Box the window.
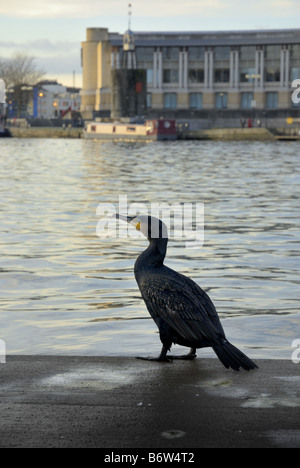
[291,68,300,81]
[190,93,202,109]
[265,68,280,82]
[162,47,179,60]
[265,45,281,82]
[265,45,281,60]
[146,93,152,108]
[164,93,177,109]
[240,68,256,83]
[163,69,179,83]
[240,46,256,61]
[214,46,230,60]
[215,69,230,83]
[239,47,256,83]
[146,69,153,84]
[215,92,228,109]
[241,92,254,109]
[136,47,154,62]
[188,47,205,60]
[291,45,300,84]
[214,47,230,85]
[291,44,300,59]
[266,92,278,109]
[188,69,204,83]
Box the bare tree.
[3,51,45,88]
[0,59,10,85]
[1,51,45,117]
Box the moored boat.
[83,119,177,141]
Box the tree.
[1,51,45,117]
[2,51,45,88]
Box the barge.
[83,119,177,141]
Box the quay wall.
[8,126,299,141]
[180,128,275,141]
[9,127,83,139]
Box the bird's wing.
[139,268,225,345]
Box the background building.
[81,27,300,122]
[36,81,81,119]
[7,85,37,119]
[7,80,81,120]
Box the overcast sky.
[0,0,299,87]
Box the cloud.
[0,39,78,53]
[0,0,120,18]
[38,51,81,74]
[0,39,81,81]
[0,0,299,27]
[0,0,284,19]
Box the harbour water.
[0,138,299,359]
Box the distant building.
[36,81,81,119]
[7,85,36,119]
[7,80,81,120]
[80,27,300,119]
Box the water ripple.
[0,139,299,358]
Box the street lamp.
[53,101,58,118]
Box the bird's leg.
[169,347,197,360]
[136,345,173,362]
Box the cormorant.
[116,214,257,371]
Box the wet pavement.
[0,356,299,448]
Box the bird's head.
[116,214,168,241]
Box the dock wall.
[7,126,299,141]
[180,128,275,141]
[9,127,83,139]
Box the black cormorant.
[116,214,257,371]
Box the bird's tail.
[213,340,258,371]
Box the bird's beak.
[115,214,141,231]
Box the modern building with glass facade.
[80,27,300,119]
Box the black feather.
[118,214,258,371]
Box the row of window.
[146,92,300,110]
[147,67,300,84]
[135,45,300,62]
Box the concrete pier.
[0,356,299,448]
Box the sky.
[0,0,299,87]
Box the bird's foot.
[136,356,173,363]
[169,353,197,360]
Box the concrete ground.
[0,356,299,448]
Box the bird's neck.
[135,238,168,270]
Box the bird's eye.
[136,220,141,231]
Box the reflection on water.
[0,138,299,358]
